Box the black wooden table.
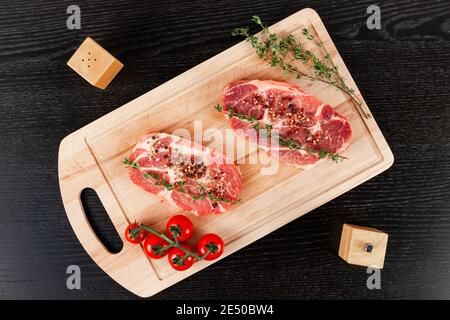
[0,0,449,300]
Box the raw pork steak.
[127,133,243,216]
[220,80,352,168]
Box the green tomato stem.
[139,224,202,260]
[201,249,211,260]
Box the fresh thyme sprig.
[232,15,371,119]
[124,157,239,204]
[216,103,257,122]
[273,133,348,163]
[215,104,347,163]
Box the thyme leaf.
[124,158,239,204]
[213,105,347,163]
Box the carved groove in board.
[83,137,164,280]
[83,137,129,221]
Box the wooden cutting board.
[58,8,393,297]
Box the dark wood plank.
[0,0,449,299]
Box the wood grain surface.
[0,0,449,299]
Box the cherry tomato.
[143,234,170,259]
[168,244,195,271]
[166,215,194,242]
[125,223,148,244]
[197,234,224,261]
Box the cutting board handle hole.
[80,188,123,254]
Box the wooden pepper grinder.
[338,224,388,269]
